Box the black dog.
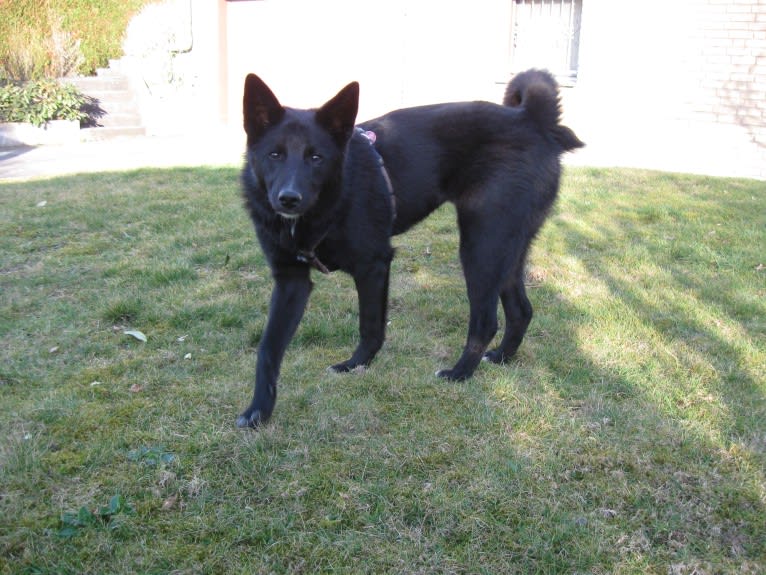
[237,69,583,428]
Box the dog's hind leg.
[437,227,500,381]
[437,274,499,380]
[484,272,532,364]
[330,254,392,372]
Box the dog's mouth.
[270,199,304,219]
[280,214,300,238]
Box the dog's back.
[361,69,583,235]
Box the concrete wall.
[120,0,227,135]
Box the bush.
[0,0,151,81]
[0,80,87,127]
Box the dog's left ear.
[316,82,359,145]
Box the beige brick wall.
[691,0,765,148]
[566,0,766,179]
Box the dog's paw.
[435,368,470,381]
[483,349,506,364]
[236,409,268,429]
[329,361,353,373]
[329,361,366,374]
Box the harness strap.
[357,128,396,220]
[297,249,330,274]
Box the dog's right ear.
[243,74,285,143]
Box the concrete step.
[81,99,142,129]
[92,113,143,128]
[63,71,145,133]
[82,89,137,104]
[65,75,130,93]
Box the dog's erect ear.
[243,74,285,143]
[315,82,359,145]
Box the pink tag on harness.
[360,130,377,144]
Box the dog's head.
[243,74,359,218]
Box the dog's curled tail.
[503,69,584,152]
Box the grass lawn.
[1,166,764,574]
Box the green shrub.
[0,0,151,81]
[0,80,87,127]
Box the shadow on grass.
[522,171,766,567]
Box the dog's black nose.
[278,189,302,210]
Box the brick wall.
[691,0,766,158]
[565,0,766,179]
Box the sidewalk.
[0,129,597,182]
[0,129,246,181]
[3,126,763,182]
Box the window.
[510,0,582,83]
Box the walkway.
[0,130,245,181]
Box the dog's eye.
[310,154,323,165]
[268,151,284,161]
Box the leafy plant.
[0,80,87,127]
[58,495,134,538]
[127,446,176,466]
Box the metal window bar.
[512,0,581,81]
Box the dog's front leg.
[237,267,312,428]
[330,256,392,373]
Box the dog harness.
[294,129,396,275]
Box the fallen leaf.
[124,330,147,342]
[36,200,47,207]
[49,346,59,354]
[161,494,179,511]
[89,381,102,387]
[129,384,143,393]
[184,353,192,360]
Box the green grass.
[1,167,764,574]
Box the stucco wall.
[132,0,765,179]
[224,0,511,123]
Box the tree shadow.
[516,172,766,565]
[80,95,105,128]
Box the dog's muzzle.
[277,189,302,210]
[275,188,303,218]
